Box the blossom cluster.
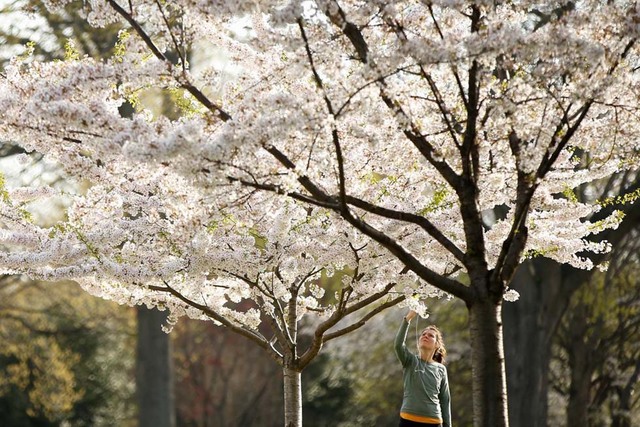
[1,0,639,335]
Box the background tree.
[552,228,640,427]
[2,2,640,426]
[0,275,136,427]
[504,170,640,426]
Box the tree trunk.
[136,307,176,427]
[503,261,551,427]
[611,361,640,427]
[611,389,632,427]
[503,259,587,427]
[283,365,302,427]
[468,298,509,427]
[565,309,592,427]
[503,260,557,427]
[566,358,591,426]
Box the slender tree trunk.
[283,364,302,427]
[469,298,509,427]
[136,307,176,427]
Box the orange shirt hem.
[400,412,442,424]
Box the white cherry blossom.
[1,1,639,426]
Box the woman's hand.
[405,310,417,322]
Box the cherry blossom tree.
[1,1,640,426]
[0,70,422,426]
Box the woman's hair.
[423,325,447,364]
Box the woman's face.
[419,328,439,351]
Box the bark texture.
[469,298,509,427]
[136,307,176,427]
[283,366,302,427]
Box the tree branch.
[221,270,292,355]
[297,19,349,210]
[322,1,462,190]
[154,0,186,72]
[344,195,465,262]
[255,147,471,300]
[428,4,468,109]
[298,281,397,368]
[226,176,338,210]
[147,283,281,363]
[323,295,405,342]
[323,0,368,62]
[297,18,334,116]
[105,0,231,122]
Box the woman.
[394,310,451,427]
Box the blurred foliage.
[0,276,136,426]
[553,232,640,427]
[302,353,354,426]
